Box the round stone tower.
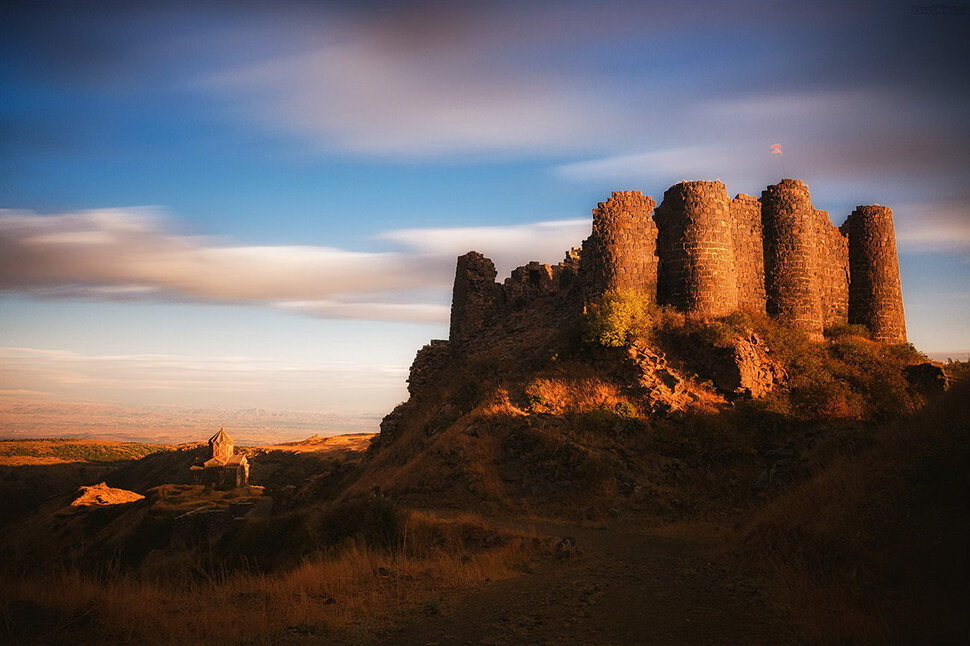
[580,190,658,299]
[841,205,907,343]
[761,179,824,339]
[654,180,738,317]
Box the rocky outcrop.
[706,333,787,399]
[71,482,144,507]
[376,179,907,448]
[616,345,695,414]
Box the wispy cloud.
[379,219,589,276]
[895,201,970,253]
[0,208,592,322]
[0,346,409,422]
[555,146,737,184]
[211,44,619,157]
[202,2,630,158]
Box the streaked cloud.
[555,146,735,184]
[0,346,408,421]
[0,208,593,322]
[379,219,589,276]
[206,32,622,156]
[895,201,970,253]
[275,300,451,323]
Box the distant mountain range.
[0,392,381,444]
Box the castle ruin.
[448,179,906,346]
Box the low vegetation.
[584,292,929,422]
[0,439,170,464]
[740,380,970,645]
[582,289,657,347]
[1,509,542,645]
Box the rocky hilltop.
[362,178,936,517]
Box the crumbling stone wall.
[504,261,561,308]
[761,179,824,339]
[730,193,767,313]
[814,210,850,328]
[449,252,501,346]
[841,205,907,343]
[580,191,658,301]
[655,181,738,317]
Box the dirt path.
[376,522,799,646]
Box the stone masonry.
[815,209,850,328]
[841,205,907,343]
[444,178,905,349]
[761,179,825,339]
[655,181,739,317]
[730,193,767,313]
[449,251,502,346]
[581,191,658,301]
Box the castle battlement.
[448,179,907,347]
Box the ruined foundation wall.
[655,181,738,317]
[730,193,767,313]
[841,205,907,343]
[449,251,501,345]
[503,261,560,308]
[761,179,824,339]
[814,210,850,328]
[580,191,658,300]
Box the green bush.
[582,290,655,347]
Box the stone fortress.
[449,179,906,347]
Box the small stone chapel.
[190,428,249,488]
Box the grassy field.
[0,439,171,465]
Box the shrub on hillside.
[582,290,655,347]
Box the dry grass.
[740,381,970,644]
[1,510,540,645]
[524,377,628,415]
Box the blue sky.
[1,0,968,429]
